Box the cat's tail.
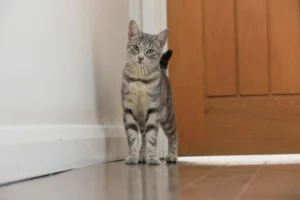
[160,49,173,70]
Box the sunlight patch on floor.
[178,154,300,166]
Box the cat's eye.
[147,49,154,54]
[132,45,139,51]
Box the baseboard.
[0,125,128,185]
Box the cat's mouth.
[137,59,144,65]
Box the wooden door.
[168,0,300,156]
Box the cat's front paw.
[139,154,146,163]
[125,155,139,165]
[147,157,160,165]
[166,154,177,163]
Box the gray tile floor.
[1,160,300,200]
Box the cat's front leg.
[145,109,160,165]
[123,109,140,165]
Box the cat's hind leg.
[161,109,178,163]
[138,128,147,163]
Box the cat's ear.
[128,20,140,39]
[156,29,169,48]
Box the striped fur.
[122,20,178,165]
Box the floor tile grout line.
[232,162,265,200]
[180,163,228,193]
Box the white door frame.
[129,0,167,33]
[129,0,169,158]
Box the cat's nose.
[138,57,144,62]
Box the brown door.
[168,0,300,156]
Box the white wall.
[0,0,129,184]
[0,0,128,126]
[0,0,167,185]
[92,0,128,125]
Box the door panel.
[168,0,300,156]
[268,0,300,94]
[237,0,269,95]
[206,97,300,155]
[204,0,237,96]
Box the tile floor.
[1,158,300,200]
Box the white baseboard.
[0,125,168,185]
[0,125,128,185]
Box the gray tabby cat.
[121,20,178,165]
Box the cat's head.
[126,20,169,68]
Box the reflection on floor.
[1,157,300,200]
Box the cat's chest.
[126,82,150,93]
[124,66,161,82]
